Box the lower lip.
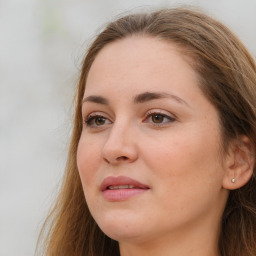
[102,188,148,201]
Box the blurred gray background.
[0,0,255,255]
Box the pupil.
[152,114,163,123]
[96,117,105,125]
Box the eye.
[144,111,176,125]
[84,114,111,128]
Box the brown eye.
[85,115,111,127]
[95,116,106,126]
[143,112,176,125]
[151,114,164,123]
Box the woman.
[39,7,256,256]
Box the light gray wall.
[0,0,255,255]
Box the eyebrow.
[82,91,189,107]
[133,92,189,106]
[82,95,109,105]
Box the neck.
[119,217,221,256]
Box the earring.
[231,178,236,183]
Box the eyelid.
[83,112,112,128]
[145,109,176,118]
[84,111,111,120]
[143,109,176,124]
[82,109,176,128]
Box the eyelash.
[84,113,111,128]
[83,111,176,128]
[144,111,176,125]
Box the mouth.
[100,176,150,201]
[101,175,149,191]
[108,185,140,189]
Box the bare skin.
[77,36,234,255]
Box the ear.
[222,135,255,190]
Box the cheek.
[140,132,225,224]
[142,126,223,194]
[77,135,102,191]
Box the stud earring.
[231,178,236,183]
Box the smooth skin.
[77,36,254,256]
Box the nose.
[102,121,138,165]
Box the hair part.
[38,7,256,256]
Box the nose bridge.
[102,117,138,164]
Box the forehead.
[84,36,201,102]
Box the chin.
[95,211,147,242]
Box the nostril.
[117,156,128,161]
[104,158,110,164]
[103,155,128,164]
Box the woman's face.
[77,37,229,245]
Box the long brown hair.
[38,7,256,256]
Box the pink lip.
[100,176,150,201]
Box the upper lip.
[100,176,150,191]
